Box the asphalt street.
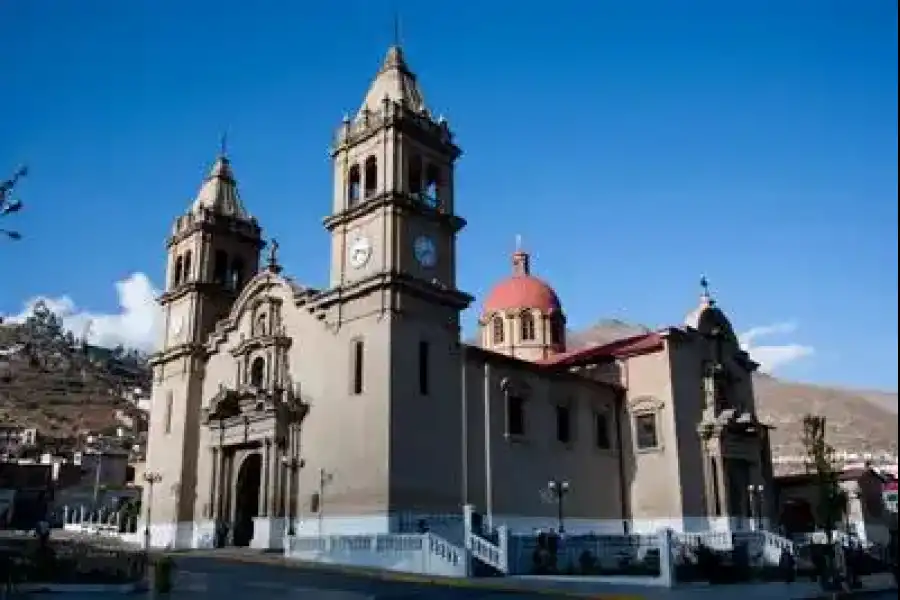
[25,555,574,599]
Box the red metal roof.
[539,331,665,368]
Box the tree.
[802,415,848,540]
[0,166,27,241]
[802,414,849,588]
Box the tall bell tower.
[319,45,473,516]
[143,150,263,546]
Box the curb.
[186,552,644,600]
[793,585,898,599]
[17,581,145,594]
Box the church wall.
[288,295,393,520]
[618,345,686,530]
[387,297,464,514]
[461,350,625,533]
[143,354,204,544]
[667,335,711,522]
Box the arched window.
[172,256,184,288]
[520,311,536,341]
[213,250,229,285]
[230,258,245,291]
[408,155,423,195]
[424,164,440,207]
[364,156,378,198]
[182,251,192,284]
[347,165,361,207]
[250,357,265,388]
[491,316,505,344]
[550,316,565,345]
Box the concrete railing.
[284,532,468,577]
[60,505,138,537]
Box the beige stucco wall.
[461,350,625,524]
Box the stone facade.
[141,45,775,549]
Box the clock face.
[414,236,437,268]
[349,237,372,269]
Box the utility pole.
[1,166,27,241]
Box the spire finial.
[700,275,714,305]
[266,239,282,273]
[219,132,228,158]
[392,11,401,47]
[515,234,523,252]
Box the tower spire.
[219,131,229,159]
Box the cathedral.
[142,44,775,549]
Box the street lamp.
[747,484,765,530]
[547,479,571,534]
[142,471,162,551]
[281,456,304,536]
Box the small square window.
[635,413,659,450]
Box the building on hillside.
[0,424,38,459]
[142,44,775,550]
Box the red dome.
[483,274,562,314]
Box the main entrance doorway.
[233,452,262,547]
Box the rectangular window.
[418,341,430,395]
[352,340,364,395]
[594,412,611,449]
[164,391,173,434]
[635,413,659,450]
[507,395,525,436]
[555,405,571,444]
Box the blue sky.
[1,1,897,391]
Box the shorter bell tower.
[143,150,264,547]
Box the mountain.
[569,320,898,473]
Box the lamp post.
[547,479,571,534]
[317,468,333,536]
[281,456,303,536]
[90,434,105,509]
[747,484,765,531]
[142,471,162,551]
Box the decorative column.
[209,447,218,519]
[268,443,281,517]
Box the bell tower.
[315,45,472,517]
[143,150,263,547]
[324,44,467,307]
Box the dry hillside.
[0,301,150,443]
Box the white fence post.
[658,528,675,588]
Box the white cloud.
[3,273,163,352]
[739,321,814,373]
